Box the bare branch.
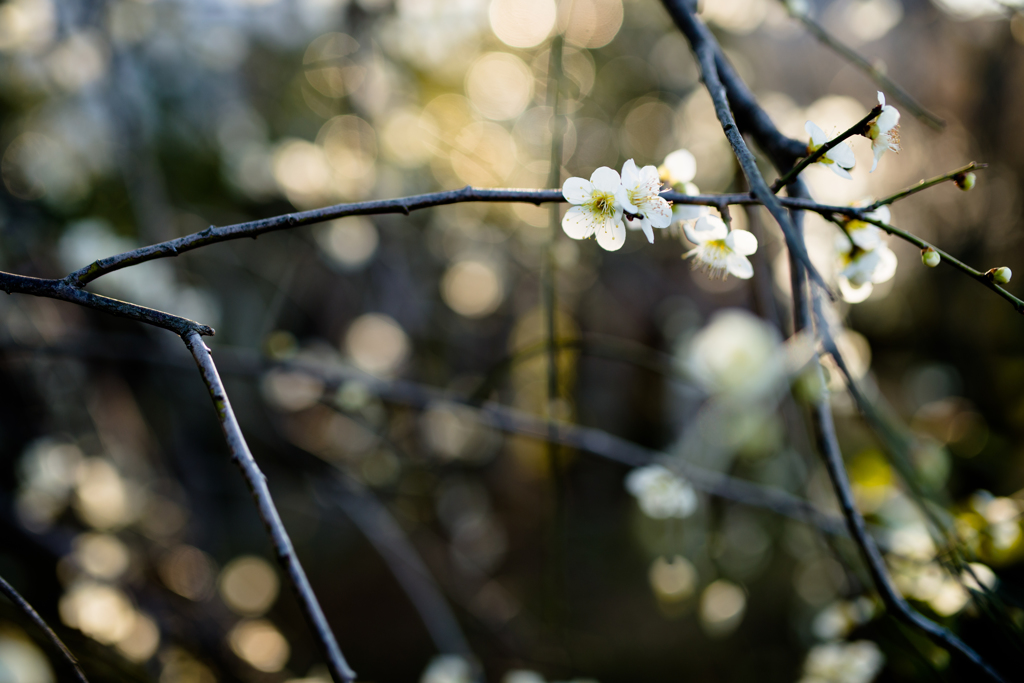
[0,272,214,336]
[661,0,833,298]
[0,573,90,683]
[181,330,356,683]
[867,161,986,210]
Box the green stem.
[867,161,985,210]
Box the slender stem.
[0,272,214,336]
[856,215,1024,313]
[787,7,946,130]
[867,162,985,210]
[771,106,881,192]
[181,331,356,683]
[0,574,90,683]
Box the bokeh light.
[228,619,290,673]
[344,313,410,377]
[488,0,556,48]
[465,52,533,121]
[219,555,280,617]
[441,259,504,318]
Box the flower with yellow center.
[621,158,673,243]
[683,215,758,280]
[867,91,900,173]
[805,121,856,179]
[561,166,630,251]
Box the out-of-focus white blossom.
[621,159,672,243]
[624,464,698,520]
[683,309,784,398]
[867,92,900,173]
[836,243,898,303]
[561,167,630,251]
[683,215,758,280]
[843,205,889,252]
[659,149,696,188]
[805,121,856,179]
[799,640,885,683]
[421,655,472,683]
[811,598,877,641]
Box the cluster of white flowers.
[624,464,698,520]
[798,641,885,683]
[561,159,672,251]
[835,204,898,303]
[562,151,758,280]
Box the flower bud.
[921,248,940,268]
[991,267,1012,284]
[955,172,976,191]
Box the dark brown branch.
[0,272,214,336]
[660,0,832,297]
[66,187,563,287]
[181,331,356,683]
[0,574,90,683]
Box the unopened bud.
[921,248,940,268]
[955,172,977,191]
[989,267,1012,284]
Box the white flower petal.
[590,166,621,193]
[642,197,673,227]
[805,120,827,147]
[641,219,654,244]
[877,107,900,134]
[673,204,707,222]
[726,229,758,256]
[639,164,661,187]
[562,177,592,204]
[839,278,874,303]
[871,245,898,284]
[726,252,754,279]
[848,224,882,251]
[827,142,856,169]
[663,149,696,184]
[620,158,639,187]
[625,216,642,231]
[866,205,890,224]
[877,91,886,107]
[689,215,728,243]
[870,141,887,173]
[562,206,596,240]
[829,164,853,180]
[615,186,638,213]
[595,216,626,251]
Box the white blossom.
[844,205,889,251]
[561,167,630,251]
[659,148,697,187]
[421,655,472,683]
[799,641,884,683]
[683,308,785,398]
[805,121,856,179]
[683,215,758,280]
[867,92,900,173]
[625,465,698,520]
[620,159,673,243]
[836,243,898,303]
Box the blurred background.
[0,0,1023,681]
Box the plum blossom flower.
[867,92,900,173]
[625,465,698,519]
[659,149,697,188]
[843,205,890,251]
[799,641,884,683]
[683,215,758,280]
[806,121,856,179]
[561,167,630,251]
[621,159,673,243]
[836,241,898,303]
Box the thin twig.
[867,162,986,210]
[181,330,356,683]
[771,105,881,192]
[0,574,90,683]
[0,272,214,336]
[786,7,946,130]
